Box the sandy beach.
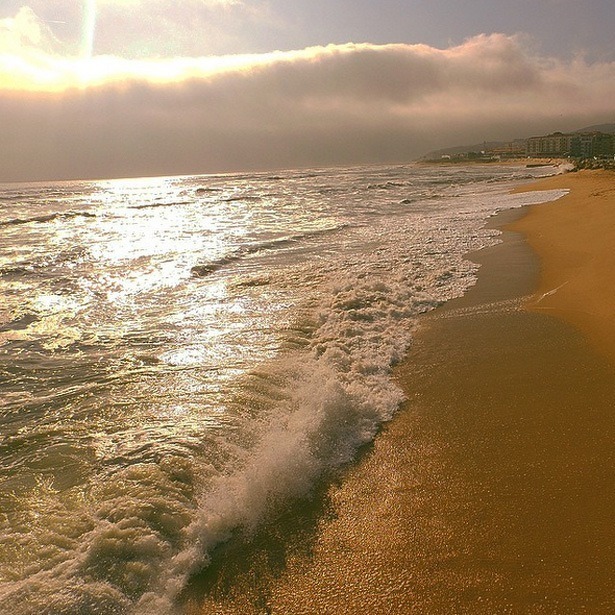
[511,170,615,365]
[186,170,615,614]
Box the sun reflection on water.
[0,170,302,533]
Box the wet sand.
[187,171,615,614]
[510,170,615,365]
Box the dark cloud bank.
[2,34,614,182]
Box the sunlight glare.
[82,0,97,60]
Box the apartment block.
[526,131,614,158]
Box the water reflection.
[0,174,288,530]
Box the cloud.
[0,6,61,53]
[1,22,615,182]
[1,1,277,58]
[98,0,246,7]
[93,0,277,57]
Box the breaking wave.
[191,225,348,277]
[0,211,96,227]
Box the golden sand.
[510,169,615,366]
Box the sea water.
[0,163,567,613]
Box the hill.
[575,123,615,134]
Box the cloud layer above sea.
[2,8,614,181]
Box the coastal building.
[592,132,615,158]
[526,132,573,157]
[488,141,527,159]
[570,134,595,158]
[526,131,614,158]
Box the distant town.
[422,125,615,169]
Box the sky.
[1,0,614,182]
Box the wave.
[0,313,39,333]
[0,274,414,614]
[130,200,192,211]
[367,181,411,189]
[316,186,346,195]
[0,216,464,614]
[0,246,89,280]
[222,195,263,203]
[136,267,446,612]
[0,193,28,203]
[191,240,294,276]
[0,210,96,227]
[194,187,222,195]
[191,253,244,277]
[191,225,347,277]
[0,265,33,279]
[0,265,442,614]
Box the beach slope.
[510,169,615,365]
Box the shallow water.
[0,163,566,612]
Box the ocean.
[0,163,567,613]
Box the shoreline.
[415,157,567,168]
[187,169,615,614]
[510,169,615,367]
